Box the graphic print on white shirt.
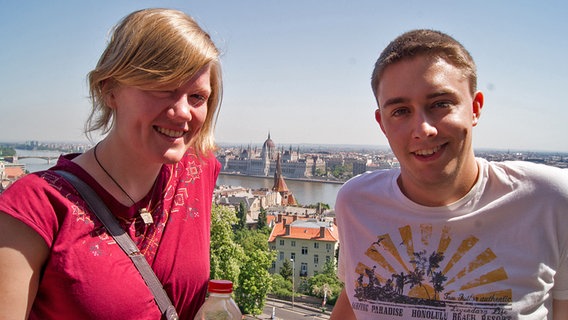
[350,223,514,319]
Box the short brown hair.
[371,29,477,101]
[86,8,222,155]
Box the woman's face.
[107,65,211,164]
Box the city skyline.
[1,1,567,152]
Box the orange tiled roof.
[268,220,338,243]
[4,166,25,179]
[273,176,289,192]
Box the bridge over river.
[8,155,58,164]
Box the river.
[217,174,343,207]
[15,150,344,207]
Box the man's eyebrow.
[381,97,408,109]
[426,90,458,100]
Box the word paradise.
[351,302,513,320]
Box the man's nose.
[412,113,437,139]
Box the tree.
[232,228,275,315]
[257,207,267,230]
[209,205,245,285]
[280,259,293,281]
[236,201,247,230]
[269,274,292,299]
[235,249,274,315]
[308,261,342,305]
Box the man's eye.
[433,101,452,108]
[392,108,409,117]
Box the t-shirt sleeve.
[0,173,62,246]
[552,218,568,300]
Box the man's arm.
[0,212,49,319]
[553,299,568,320]
[330,287,356,320]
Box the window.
[300,263,308,277]
[314,242,319,249]
[326,243,332,251]
[291,252,296,260]
[302,246,308,255]
[314,254,319,264]
[291,240,296,247]
[279,239,284,246]
[279,252,284,261]
[326,256,331,263]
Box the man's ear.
[375,109,386,134]
[472,91,484,126]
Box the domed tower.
[260,132,276,161]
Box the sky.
[1,0,567,152]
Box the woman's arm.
[0,212,49,319]
[330,287,356,320]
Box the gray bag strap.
[56,170,179,320]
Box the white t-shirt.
[336,158,568,319]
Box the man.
[330,29,568,319]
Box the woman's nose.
[167,96,193,121]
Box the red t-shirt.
[0,151,220,319]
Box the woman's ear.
[101,80,117,109]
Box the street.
[245,297,331,320]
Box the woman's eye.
[149,90,174,98]
[191,94,206,101]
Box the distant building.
[215,154,300,224]
[268,214,339,284]
[0,162,26,192]
[217,133,325,179]
[272,153,297,206]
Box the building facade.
[268,215,339,286]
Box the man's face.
[374,55,483,205]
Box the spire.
[272,153,288,192]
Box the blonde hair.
[86,8,222,155]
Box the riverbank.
[219,172,345,185]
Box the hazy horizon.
[1,1,567,152]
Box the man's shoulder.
[340,169,397,193]
[483,158,568,188]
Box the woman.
[0,8,222,319]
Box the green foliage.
[210,204,277,316]
[209,205,245,285]
[331,164,353,179]
[235,229,270,252]
[306,202,330,210]
[279,259,293,281]
[307,261,343,304]
[257,207,267,229]
[234,250,274,315]
[236,201,247,230]
[268,274,293,299]
[0,146,16,157]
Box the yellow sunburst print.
[353,224,512,307]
